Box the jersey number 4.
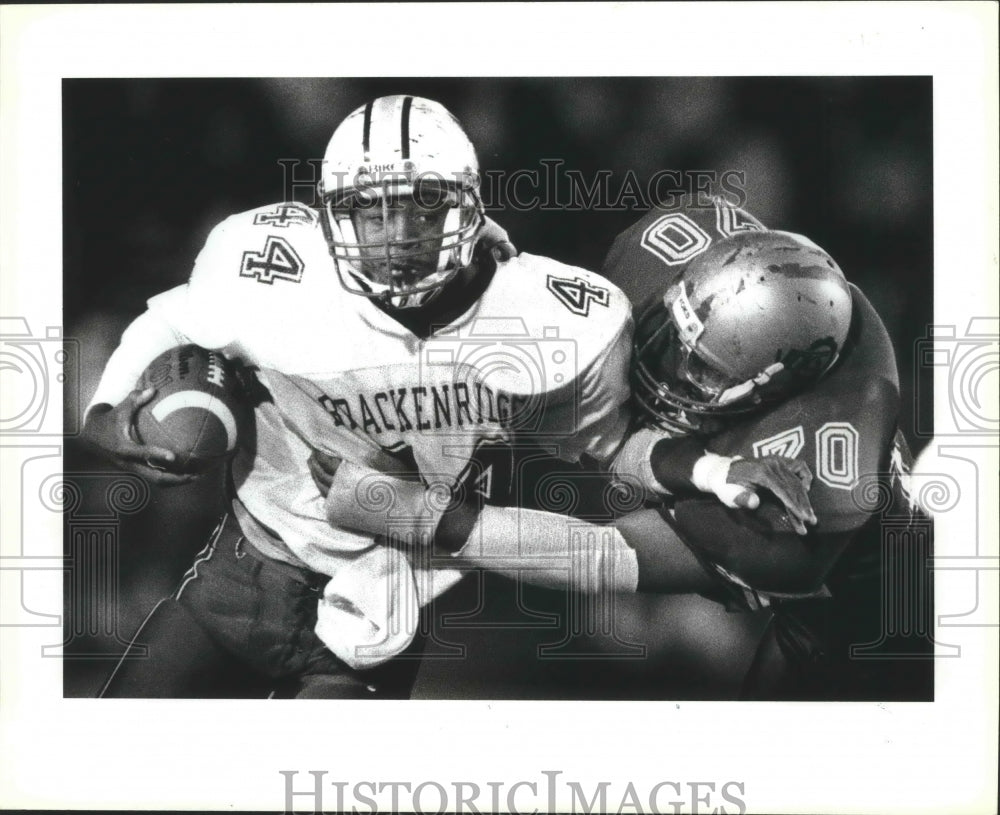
[546,275,610,316]
[253,203,316,228]
[240,236,304,284]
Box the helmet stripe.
[400,95,413,159]
[361,100,373,160]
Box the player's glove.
[82,389,198,486]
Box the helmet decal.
[668,282,705,345]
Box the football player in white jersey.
[84,96,811,698]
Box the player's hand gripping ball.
[133,345,248,473]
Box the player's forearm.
[616,431,816,533]
[446,500,712,596]
[86,308,187,420]
[609,428,712,496]
[434,494,715,594]
[444,503,640,594]
[647,435,712,493]
[324,462,639,594]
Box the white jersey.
[90,202,634,664]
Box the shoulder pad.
[204,202,321,248]
[601,196,766,307]
[499,251,631,327]
[190,202,325,289]
[242,202,322,230]
[467,253,632,395]
[845,284,899,387]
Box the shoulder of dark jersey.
[600,195,767,308]
[841,283,900,389]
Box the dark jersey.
[707,284,902,537]
[601,199,919,595]
[654,285,913,602]
[601,201,932,698]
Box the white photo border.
[1,3,997,813]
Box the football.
[134,345,248,473]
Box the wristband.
[691,453,746,508]
[610,427,673,495]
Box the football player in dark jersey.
[600,198,934,700]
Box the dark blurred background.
[62,77,933,697]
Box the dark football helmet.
[632,229,853,435]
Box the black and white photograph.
[2,4,997,814]
[62,75,938,704]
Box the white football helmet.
[319,95,484,309]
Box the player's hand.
[727,456,817,535]
[478,216,517,262]
[308,449,343,498]
[82,389,197,486]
